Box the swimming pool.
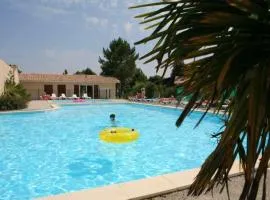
[0,103,222,200]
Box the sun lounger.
[59,93,67,100]
[152,98,160,103]
[145,98,159,103]
[145,98,152,102]
[69,94,79,99]
[128,97,136,101]
[40,95,50,100]
[82,93,91,99]
[159,98,171,104]
[221,104,229,109]
[51,93,58,100]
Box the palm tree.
[131,1,270,200]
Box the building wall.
[20,81,117,100]
[0,59,19,95]
[99,83,116,99]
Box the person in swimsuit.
[110,113,117,127]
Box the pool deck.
[37,161,264,200]
[50,99,128,105]
[146,169,270,200]
[0,100,59,114]
[0,99,216,115]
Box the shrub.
[131,82,147,94]
[0,77,30,111]
[163,86,176,98]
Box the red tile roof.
[19,73,120,84]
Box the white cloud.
[85,16,99,25]
[39,6,70,15]
[85,16,108,28]
[124,22,133,34]
[41,48,101,74]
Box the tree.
[132,1,270,199]
[148,75,163,84]
[63,69,68,75]
[133,68,148,83]
[145,82,158,98]
[75,68,96,75]
[99,37,139,96]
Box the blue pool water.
[0,103,223,200]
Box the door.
[74,85,79,97]
[44,85,53,95]
[94,85,99,99]
[57,85,66,96]
[80,85,86,97]
[87,85,93,98]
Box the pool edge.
[36,161,257,200]
[0,103,60,115]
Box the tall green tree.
[132,1,270,199]
[133,68,148,83]
[75,68,96,75]
[148,75,163,84]
[99,37,139,96]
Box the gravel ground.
[144,172,270,200]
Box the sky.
[0,0,167,77]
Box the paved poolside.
[24,100,55,111]
[146,170,270,200]
[36,162,270,200]
[0,100,58,114]
[37,168,270,200]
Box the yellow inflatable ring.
[99,127,139,143]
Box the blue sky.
[0,0,164,76]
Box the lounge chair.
[152,98,160,103]
[180,100,188,107]
[160,98,171,104]
[40,95,50,100]
[168,97,177,104]
[69,94,79,99]
[145,98,158,103]
[59,93,67,100]
[82,93,91,99]
[221,99,230,110]
[51,93,58,100]
[128,97,134,101]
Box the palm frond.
[132,0,270,199]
